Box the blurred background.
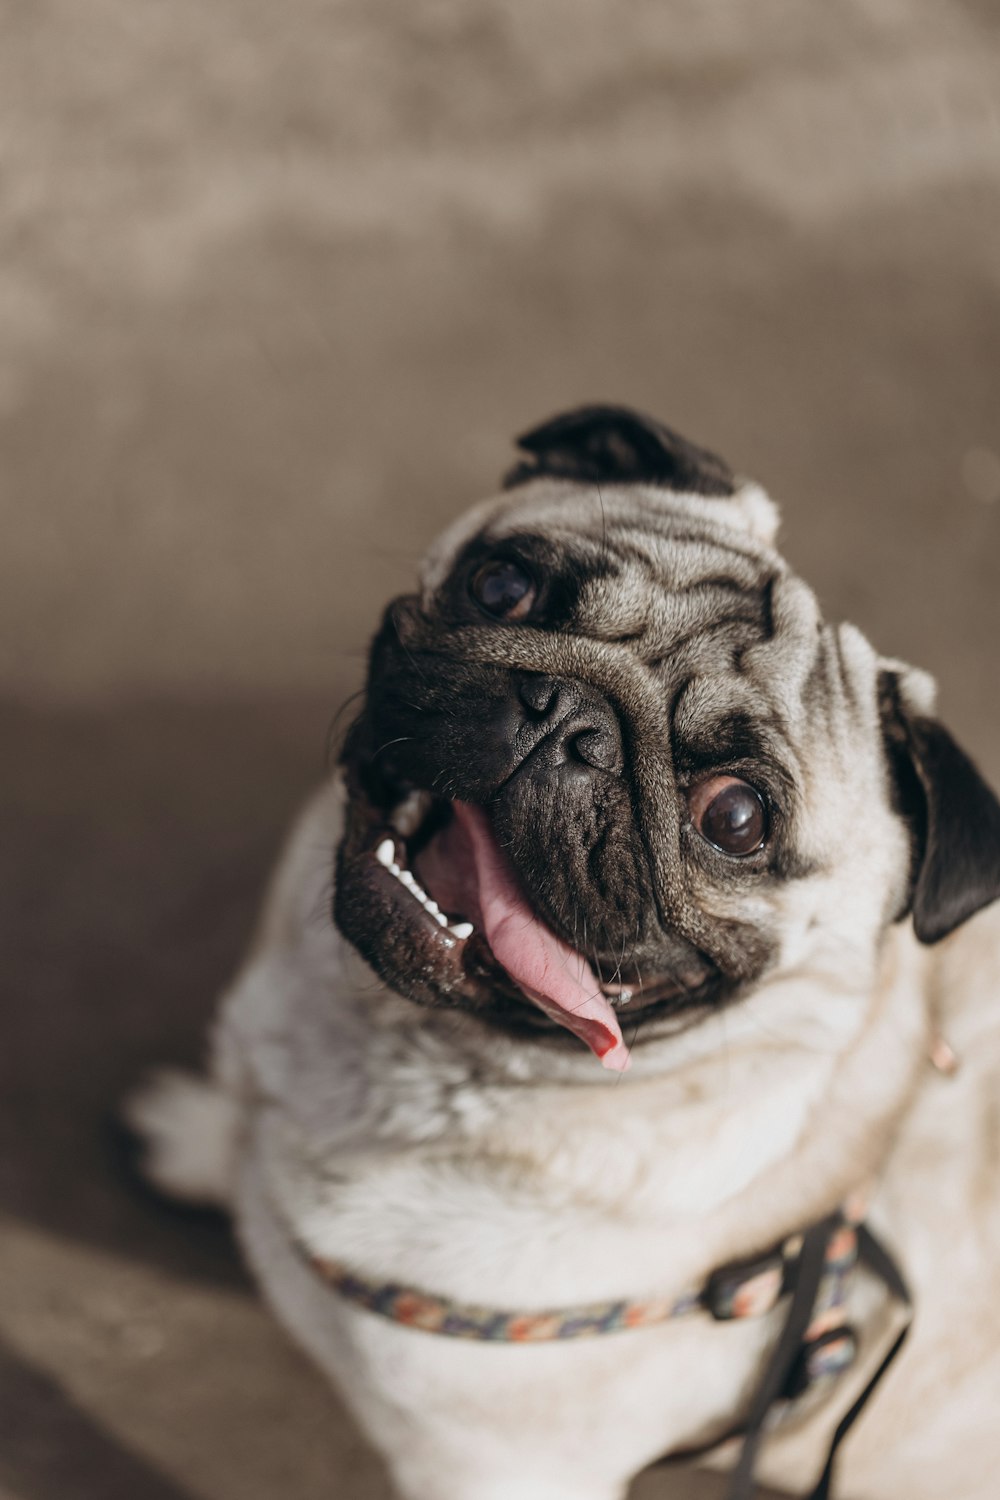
[1,2,998,1497]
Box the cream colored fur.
[126,772,1000,1500]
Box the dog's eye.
[469,559,537,621]
[688,775,768,856]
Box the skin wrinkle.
[497,780,642,962]
[829,625,859,714]
[507,520,778,577]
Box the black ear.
[880,673,1000,943]
[503,404,736,497]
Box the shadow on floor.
[0,1338,204,1500]
[0,693,343,1290]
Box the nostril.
[512,675,624,777]
[518,675,559,718]
[570,727,621,773]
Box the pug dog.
[125,406,1000,1500]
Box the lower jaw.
[480,982,724,1044]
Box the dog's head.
[335,405,1000,1070]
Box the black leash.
[651,1215,912,1500]
[805,1224,912,1500]
[725,1215,841,1500]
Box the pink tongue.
[450,802,630,1073]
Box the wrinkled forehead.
[420,476,782,595]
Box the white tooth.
[389,862,401,877]
[375,839,395,867]
[399,870,416,889]
[450,921,474,940]
[391,790,432,837]
[424,899,440,915]
[433,910,448,927]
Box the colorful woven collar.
[300,1214,860,1351]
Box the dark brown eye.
[688,775,768,856]
[469,559,537,621]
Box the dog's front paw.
[120,1068,238,1208]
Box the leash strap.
[724,1215,840,1500]
[719,1216,912,1500]
[804,1224,912,1500]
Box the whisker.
[324,688,367,770]
[371,735,414,761]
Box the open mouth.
[380,795,633,1070]
[336,759,719,1073]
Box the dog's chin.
[333,754,726,1068]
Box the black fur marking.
[879,671,1000,943]
[503,404,736,497]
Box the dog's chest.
[258,1037,828,1311]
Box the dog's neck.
[445,921,928,1251]
[271,900,932,1307]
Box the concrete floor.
[2,1,999,1496]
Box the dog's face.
[335,406,1000,1070]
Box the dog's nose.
[515,674,623,775]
